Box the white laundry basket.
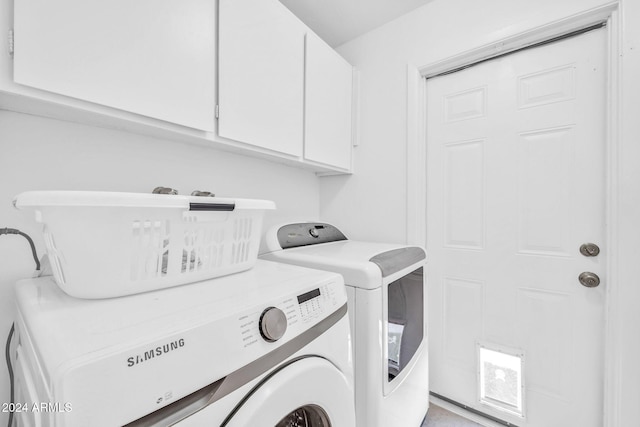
[13,191,276,298]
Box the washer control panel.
[237,279,343,348]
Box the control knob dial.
[259,307,287,342]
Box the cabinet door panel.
[218,0,304,157]
[304,34,352,170]
[14,0,216,131]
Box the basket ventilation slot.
[231,217,253,264]
[181,215,225,274]
[43,226,65,286]
[130,219,171,281]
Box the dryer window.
[276,404,331,427]
[388,267,424,381]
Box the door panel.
[427,28,606,426]
[444,139,485,249]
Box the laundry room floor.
[422,404,483,427]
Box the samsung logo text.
[127,339,185,367]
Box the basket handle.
[189,203,235,212]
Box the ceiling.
[278,0,434,47]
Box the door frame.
[406,2,622,425]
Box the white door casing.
[426,28,606,427]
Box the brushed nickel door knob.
[579,272,600,288]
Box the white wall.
[320,0,640,424]
[0,110,320,424]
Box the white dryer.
[261,223,429,427]
[12,260,355,427]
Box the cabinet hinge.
[8,29,14,57]
[215,104,219,119]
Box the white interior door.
[426,28,606,426]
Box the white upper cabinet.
[4,0,354,173]
[304,33,353,171]
[218,0,305,157]
[13,0,216,131]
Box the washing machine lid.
[262,223,426,289]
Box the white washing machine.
[261,223,429,427]
[12,260,356,427]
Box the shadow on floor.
[422,404,483,427]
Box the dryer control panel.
[276,222,347,249]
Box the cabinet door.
[304,34,353,170]
[218,0,305,157]
[13,0,216,131]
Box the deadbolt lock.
[579,272,600,288]
[579,243,600,257]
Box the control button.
[309,228,320,238]
[259,307,287,342]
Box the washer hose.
[4,325,14,427]
[1,228,41,427]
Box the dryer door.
[223,356,355,427]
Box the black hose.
[1,228,40,271]
[5,324,14,427]
[1,228,40,427]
